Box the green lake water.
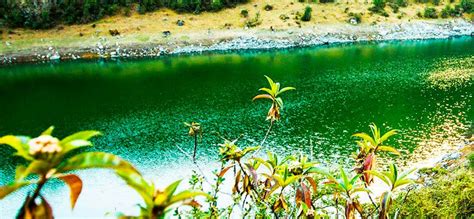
[0,37,473,217]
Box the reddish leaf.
[184,199,202,208]
[301,183,312,208]
[59,174,83,209]
[218,165,233,178]
[363,153,375,185]
[244,163,258,187]
[233,170,241,194]
[305,177,318,195]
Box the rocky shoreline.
[1,19,473,65]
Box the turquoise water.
[0,37,472,217]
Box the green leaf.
[380,129,398,143]
[275,97,284,108]
[0,135,34,161]
[41,126,55,136]
[0,181,31,199]
[241,146,260,156]
[277,87,296,96]
[15,165,27,181]
[340,167,350,191]
[60,131,101,154]
[366,170,391,187]
[164,180,182,201]
[398,168,416,181]
[377,146,401,155]
[57,152,138,173]
[350,186,370,195]
[18,160,51,181]
[352,133,376,147]
[259,87,273,96]
[116,169,154,209]
[168,190,210,206]
[393,178,414,190]
[264,75,276,95]
[390,164,398,184]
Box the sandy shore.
[1,19,472,65]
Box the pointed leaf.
[277,87,296,96]
[58,174,83,209]
[377,146,401,155]
[57,152,138,173]
[352,133,376,147]
[41,126,55,136]
[0,181,31,199]
[116,169,154,209]
[60,131,101,154]
[0,135,33,161]
[252,94,273,101]
[169,190,210,205]
[380,129,398,143]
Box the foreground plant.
[367,163,416,218]
[184,121,202,162]
[352,123,400,185]
[322,167,367,219]
[253,75,295,123]
[117,170,210,218]
[0,126,138,218]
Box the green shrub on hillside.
[0,0,249,29]
[424,7,438,18]
[301,6,313,21]
[459,0,474,13]
[392,167,474,217]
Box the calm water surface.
[0,37,473,217]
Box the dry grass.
[0,0,470,53]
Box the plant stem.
[193,134,198,162]
[30,175,47,204]
[260,120,274,146]
[365,183,379,210]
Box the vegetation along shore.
[1,0,473,64]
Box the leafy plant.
[0,126,138,218]
[392,166,473,217]
[423,7,438,18]
[117,169,210,218]
[184,121,202,162]
[301,6,312,22]
[367,163,416,218]
[352,123,400,185]
[253,75,295,122]
[245,12,262,28]
[240,9,249,17]
[322,167,367,218]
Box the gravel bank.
[1,19,473,65]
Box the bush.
[432,0,441,5]
[441,5,452,17]
[264,4,273,11]
[0,0,250,29]
[301,6,312,21]
[320,0,336,3]
[395,0,408,7]
[245,12,262,27]
[393,167,474,217]
[348,12,362,23]
[424,7,438,18]
[240,9,249,17]
[388,2,400,13]
[373,0,386,9]
[459,0,474,13]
